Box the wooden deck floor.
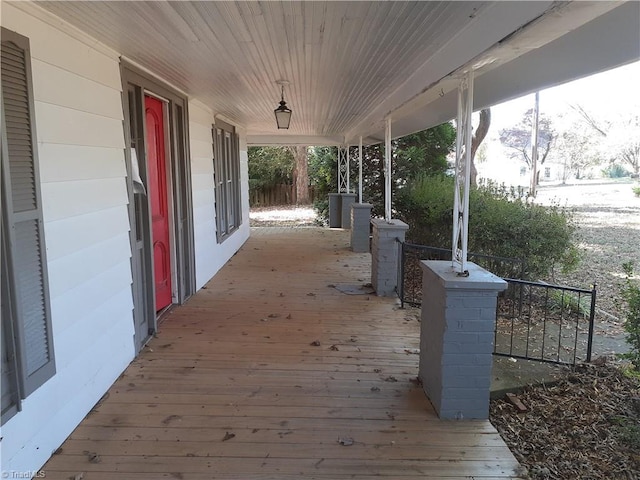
[43,227,523,479]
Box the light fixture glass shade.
[274,100,292,129]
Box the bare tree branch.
[569,104,608,137]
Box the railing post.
[586,283,597,362]
[397,239,405,308]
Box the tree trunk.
[470,109,491,187]
[291,146,310,204]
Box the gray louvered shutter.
[1,30,55,397]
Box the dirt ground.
[535,180,640,357]
[249,204,318,227]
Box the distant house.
[1,1,638,475]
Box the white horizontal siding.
[50,260,133,338]
[41,177,128,222]
[53,287,134,369]
[4,3,121,89]
[189,101,218,288]
[47,232,131,298]
[45,206,129,261]
[189,100,251,290]
[32,59,123,118]
[35,102,125,148]
[1,4,135,476]
[39,144,125,183]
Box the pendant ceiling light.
[274,80,292,129]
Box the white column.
[338,146,348,193]
[346,144,351,193]
[530,91,540,197]
[358,136,363,203]
[384,118,392,222]
[452,70,474,275]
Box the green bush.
[620,262,640,370]
[312,198,329,226]
[395,175,579,279]
[602,164,631,178]
[633,186,640,198]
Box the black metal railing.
[396,241,524,308]
[396,241,596,365]
[495,279,597,365]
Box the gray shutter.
[1,31,55,397]
[212,126,225,240]
[1,227,20,420]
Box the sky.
[475,60,640,186]
[489,60,640,133]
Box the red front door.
[145,95,172,311]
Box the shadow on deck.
[43,227,523,479]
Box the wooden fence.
[249,184,321,207]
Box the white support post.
[452,70,474,275]
[358,136,363,203]
[346,144,351,193]
[384,118,392,222]
[338,146,348,193]
[530,92,540,197]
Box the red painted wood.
[145,95,172,311]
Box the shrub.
[602,164,631,178]
[633,186,640,197]
[620,262,640,370]
[395,175,579,279]
[312,198,329,226]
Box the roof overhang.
[19,1,640,146]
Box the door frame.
[120,61,196,353]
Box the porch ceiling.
[29,1,640,145]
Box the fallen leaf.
[384,376,398,382]
[371,386,381,392]
[286,314,292,319]
[307,292,316,296]
[329,345,339,351]
[222,432,236,442]
[310,340,321,346]
[338,437,354,446]
[84,451,101,464]
[268,313,279,318]
[69,474,85,480]
[161,415,181,425]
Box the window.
[212,120,241,242]
[544,167,551,179]
[1,28,55,424]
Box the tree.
[248,146,293,188]
[470,109,491,186]
[290,146,310,204]
[608,115,640,177]
[308,123,456,221]
[567,105,639,178]
[362,123,456,217]
[552,128,599,182]
[499,109,555,182]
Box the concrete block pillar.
[340,193,357,229]
[328,193,342,228]
[350,203,373,252]
[419,261,507,420]
[370,219,408,296]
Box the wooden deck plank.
[41,227,522,479]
